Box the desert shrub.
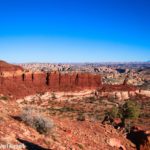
[77,113,85,121]
[60,107,75,112]
[51,92,56,99]
[85,96,98,103]
[121,100,140,119]
[104,100,140,127]
[124,120,134,133]
[20,107,54,134]
[105,106,120,119]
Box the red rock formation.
[0,60,23,72]
[0,61,137,99]
[0,65,102,98]
[0,72,101,97]
[98,84,136,92]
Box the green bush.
[121,100,140,119]
[105,106,120,118]
[104,100,140,127]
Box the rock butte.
[0,61,102,98]
[0,61,139,99]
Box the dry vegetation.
[20,107,54,134]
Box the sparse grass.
[49,106,75,113]
[85,96,96,103]
[20,107,54,134]
[60,107,75,112]
[77,113,85,121]
[108,97,116,103]
[51,92,56,99]
[95,114,104,120]
[47,97,107,121]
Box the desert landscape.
[0,60,150,150]
[0,0,150,149]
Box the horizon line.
[12,61,150,64]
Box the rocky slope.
[0,60,23,72]
[0,97,136,150]
[0,61,149,150]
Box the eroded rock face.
[97,85,137,100]
[139,90,150,97]
[98,91,138,100]
[0,61,103,98]
[0,71,102,98]
[0,61,142,100]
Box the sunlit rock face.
[0,60,23,72]
[0,61,102,98]
[139,90,150,97]
[1,60,149,100]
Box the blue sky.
[0,0,150,63]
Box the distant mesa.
[0,60,140,100]
[0,60,102,99]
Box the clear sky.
[0,0,150,63]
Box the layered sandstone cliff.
[1,61,146,99]
[0,61,102,98]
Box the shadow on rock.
[11,116,22,121]
[127,127,150,150]
[17,138,50,150]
